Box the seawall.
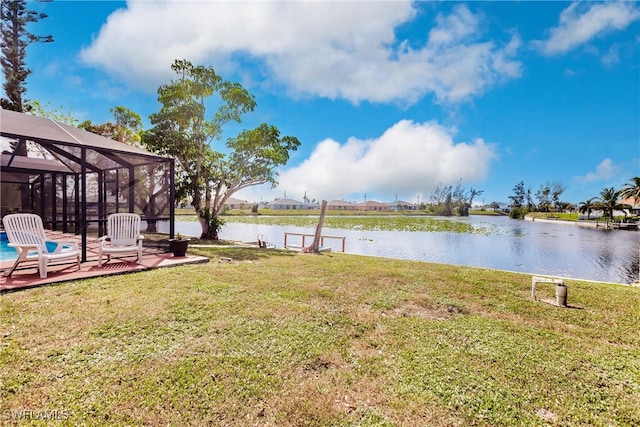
[524,215,638,231]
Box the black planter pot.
[169,239,189,257]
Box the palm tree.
[620,176,640,205]
[578,197,597,220]
[596,187,629,220]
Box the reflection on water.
[595,237,615,273]
[622,245,640,281]
[510,224,527,238]
[159,216,639,284]
[509,227,526,258]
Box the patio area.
[0,110,209,292]
[0,230,209,292]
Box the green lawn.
[1,247,639,426]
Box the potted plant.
[169,233,190,257]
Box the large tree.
[143,59,300,240]
[0,0,53,112]
[1,0,53,211]
[79,106,143,146]
[210,123,300,217]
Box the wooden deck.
[1,231,209,293]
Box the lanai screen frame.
[0,109,176,262]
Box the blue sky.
[20,0,640,206]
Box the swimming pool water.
[0,240,17,261]
[0,239,64,261]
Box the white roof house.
[224,197,250,209]
[268,198,315,210]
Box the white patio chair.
[3,213,81,279]
[98,213,144,267]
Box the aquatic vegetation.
[224,215,497,235]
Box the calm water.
[163,215,639,284]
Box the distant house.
[389,200,418,211]
[491,202,510,213]
[224,197,250,210]
[620,197,640,216]
[355,201,390,212]
[328,200,358,211]
[269,198,314,210]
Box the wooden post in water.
[306,200,327,254]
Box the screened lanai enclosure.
[0,109,176,262]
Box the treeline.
[419,180,483,217]
[508,178,639,220]
[577,177,639,221]
[508,180,568,219]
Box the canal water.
[166,215,639,285]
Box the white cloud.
[239,120,496,202]
[533,1,640,56]
[79,1,521,104]
[573,158,618,183]
[602,43,621,66]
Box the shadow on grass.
[188,246,297,261]
[146,234,300,261]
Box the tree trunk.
[306,200,327,253]
[200,228,218,240]
[196,207,223,240]
[198,213,211,239]
[146,219,158,233]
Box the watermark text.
[3,409,70,421]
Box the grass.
[526,212,580,221]
[526,212,639,222]
[1,247,639,426]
